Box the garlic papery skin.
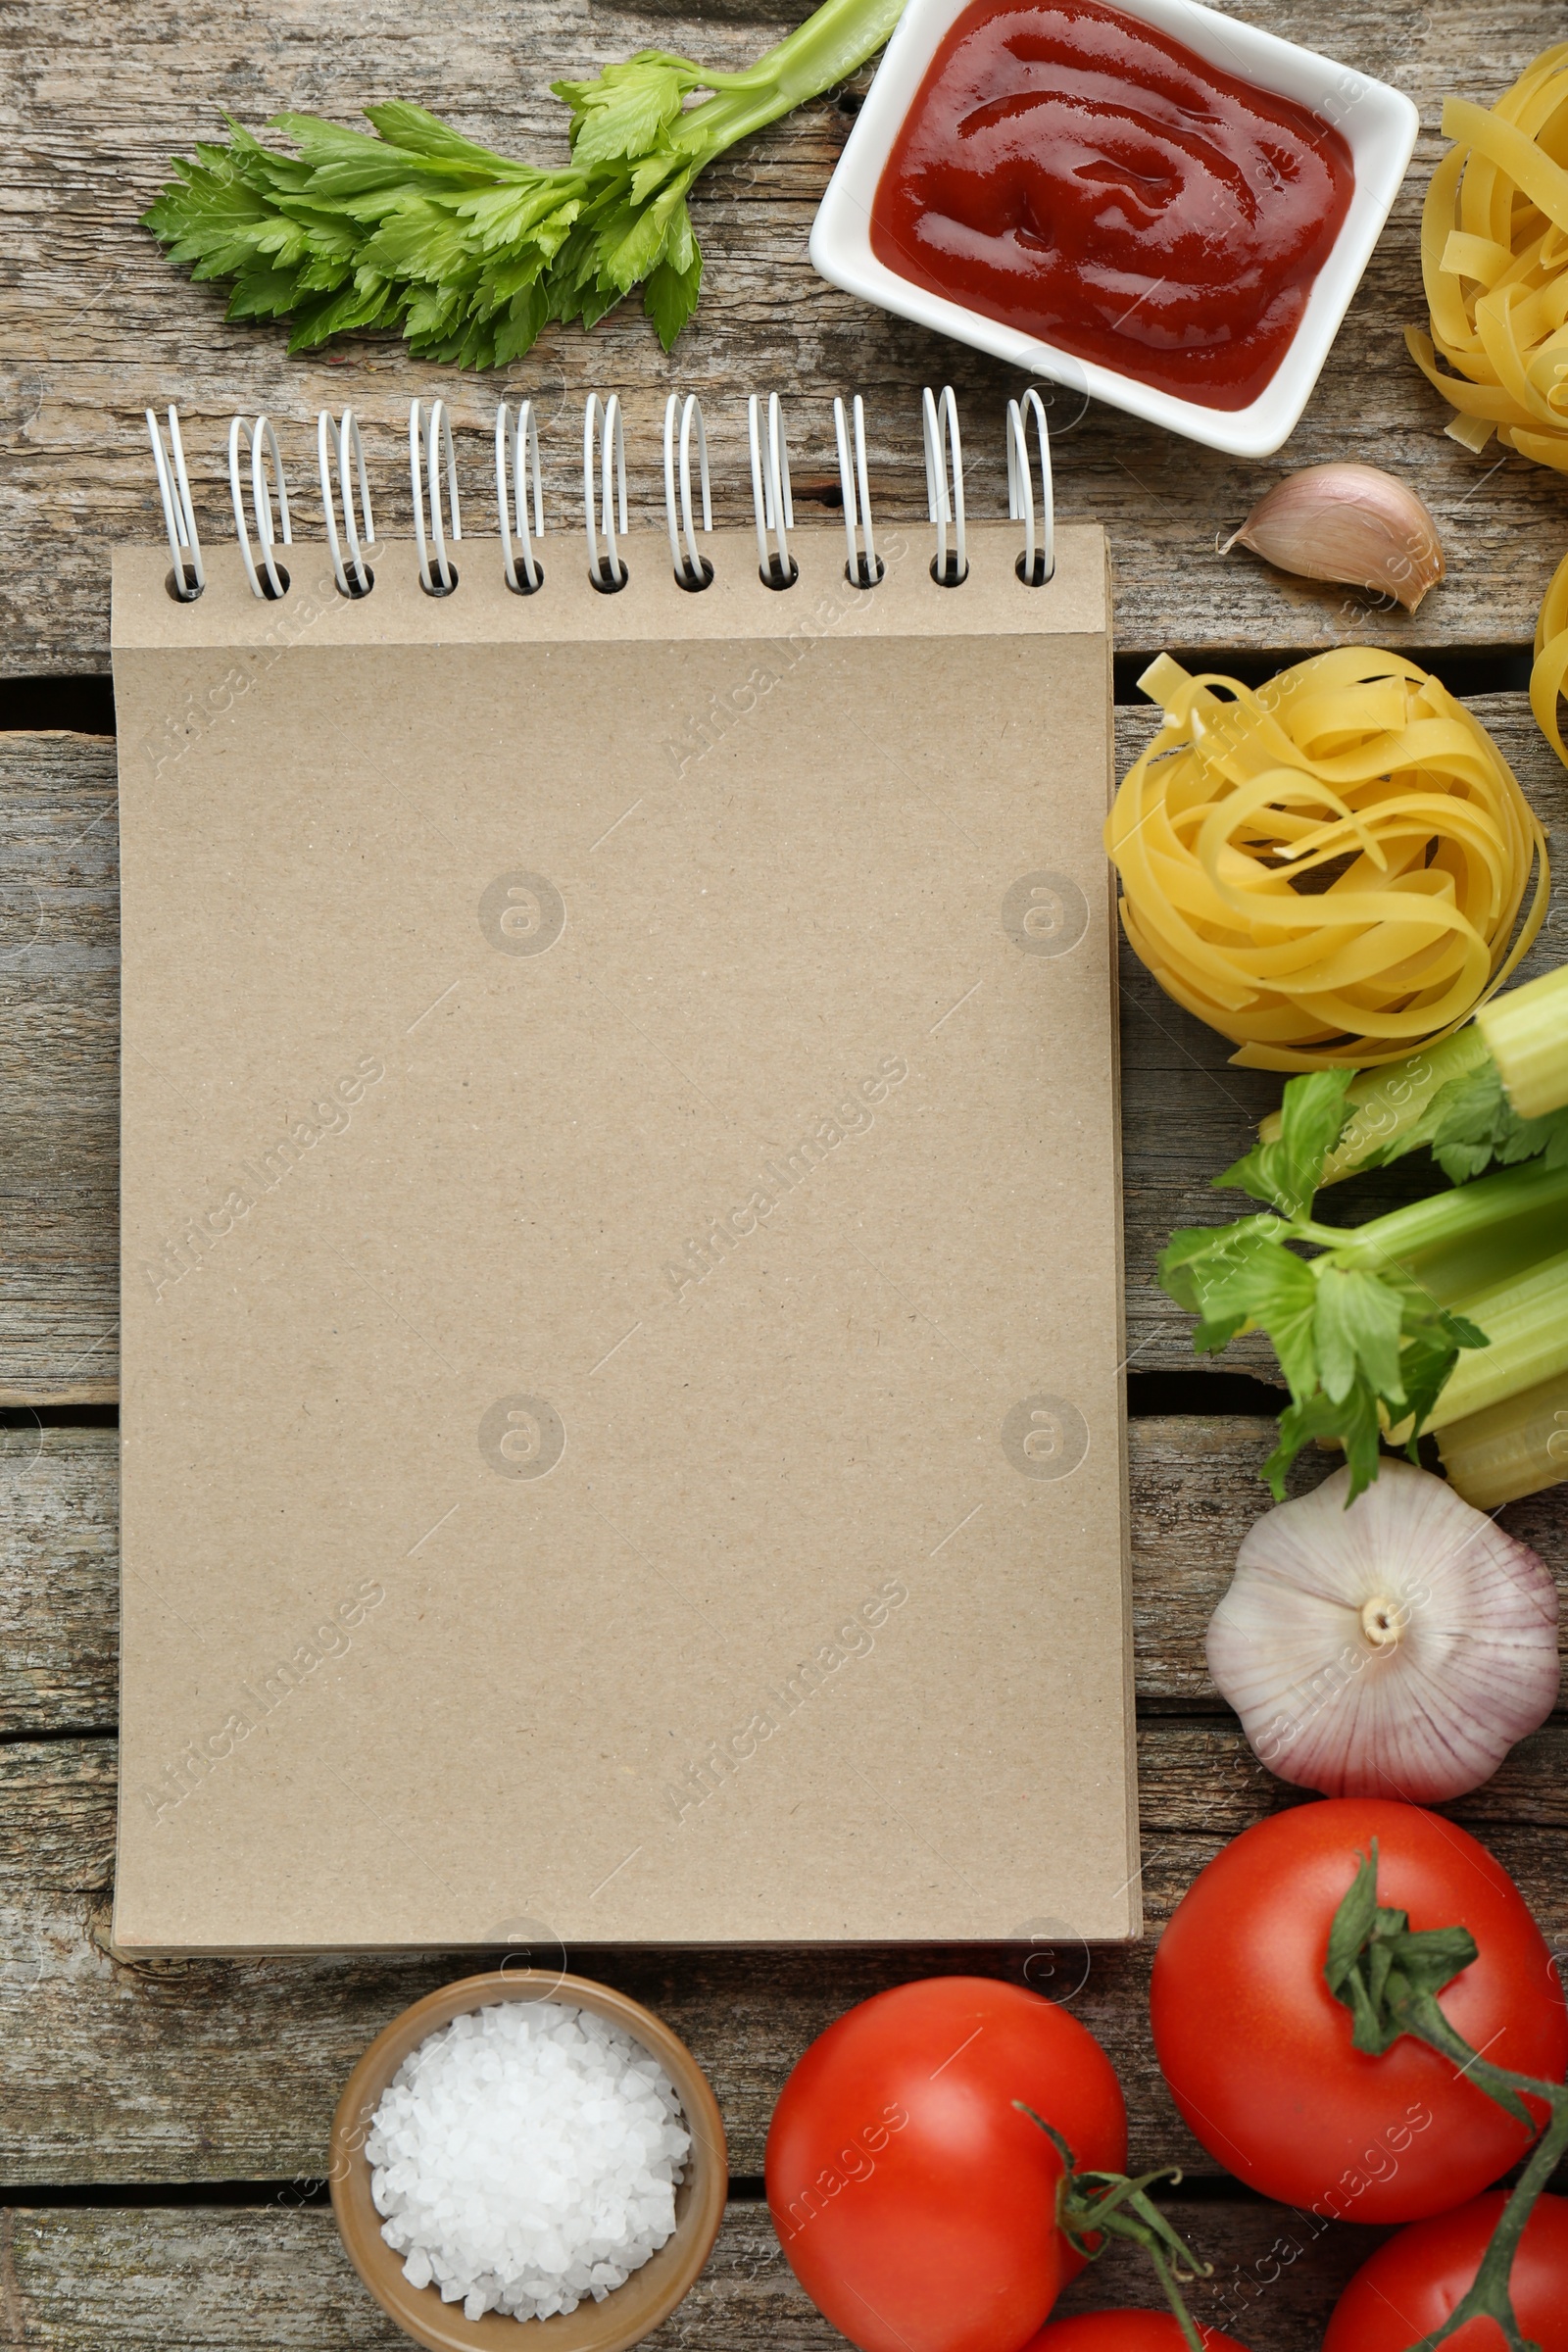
[1219,463,1446,612]
[1206,1459,1558,1803]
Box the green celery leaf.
[222,266,306,319]
[146,0,909,365]
[661,189,696,276]
[1160,1220,1318,1395]
[1215,1066,1353,1217]
[576,279,627,329]
[559,62,689,169]
[1160,1218,1302,1325]
[1393,1307,1484,1455]
[1427,1059,1568,1185]
[1265,1379,1384,1501]
[360,102,512,168]
[644,244,702,347]
[294,251,357,296]
[459,180,573,254]
[598,185,683,292]
[1315,1266,1406,1406]
[493,280,551,364]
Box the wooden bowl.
[329,1970,728,2352]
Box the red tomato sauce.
[869,0,1355,411]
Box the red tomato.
[765,1977,1127,2352]
[1323,2190,1568,2352]
[1025,2318,1252,2352]
[1151,1800,1568,2221]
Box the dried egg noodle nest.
[1406,43,1568,469]
[1534,543,1568,768]
[1105,651,1548,1071]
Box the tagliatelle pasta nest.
[1105,651,1549,1072]
[1534,546,1568,767]
[1405,43,1568,469]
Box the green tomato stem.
[1391,1991,1568,2352]
[1014,2104,1211,2352]
[1326,1849,1568,2351]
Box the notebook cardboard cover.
[110,520,1139,1951]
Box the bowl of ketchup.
[809,0,1417,457]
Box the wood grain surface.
[6,1422,1566,1735]
[3,698,1562,1400]
[4,0,1568,675]
[5,1723,1568,2194]
[1,1422,1563,2194]
[0,2199,1392,2352]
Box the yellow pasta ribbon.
[1105,651,1549,1072]
[1406,44,1568,469]
[1534,545,1568,767]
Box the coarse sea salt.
[367,1998,692,2324]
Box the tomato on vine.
[765,1978,1208,2352]
[1323,2191,1568,2352]
[1150,1799,1567,2220]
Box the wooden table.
[2,1,1565,2341]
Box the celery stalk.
[1246,957,1568,1191]
[1163,1103,1568,1499]
[144,0,909,364]
[1420,1246,1568,1431]
[1478,962,1568,1119]
[1294,1029,1492,1184]
[1307,1158,1568,1284]
[1440,1365,1568,1509]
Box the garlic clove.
[1219,462,1446,612]
[1206,1458,1558,1803]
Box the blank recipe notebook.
[111,401,1137,1951]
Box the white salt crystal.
[366,1999,692,2324]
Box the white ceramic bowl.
[809,0,1419,458]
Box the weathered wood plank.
[0,2197,1388,2352]
[5,1420,1565,1737]
[0,729,119,1404]
[3,698,1562,1396]
[2,0,1567,672]
[4,1722,1565,2185]
[0,1426,119,1731]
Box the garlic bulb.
[1219,463,1446,612]
[1207,1460,1559,1802]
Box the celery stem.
[1298,1159,1568,1276]
[1423,1247,1568,1431]
[1478,963,1568,1119]
[1440,1365,1568,1508]
[671,0,908,155]
[1315,1030,1492,1184]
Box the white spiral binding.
[496,401,545,594]
[227,415,292,602]
[1006,389,1054,587]
[663,394,712,590]
[748,392,796,588]
[584,393,628,590]
[146,406,205,600]
[833,394,879,588]
[410,397,462,595]
[318,409,375,598]
[921,385,967,587]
